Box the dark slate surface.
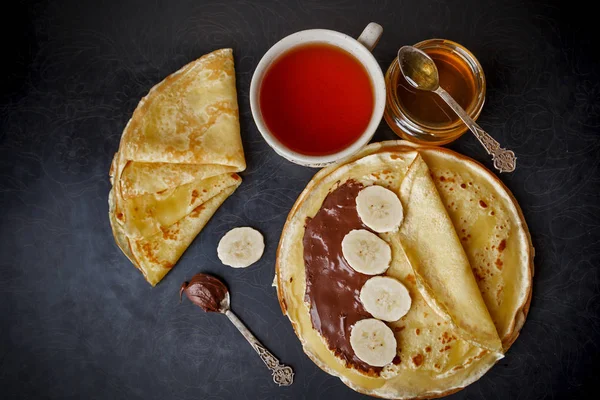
[1,1,598,399]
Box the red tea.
[259,43,374,156]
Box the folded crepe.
[109,48,246,286]
[117,172,241,240]
[397,154,503,353]
[109,183,239,286]
[276,141,533,398]
[115,48,245,171]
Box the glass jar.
[384,39,486,145]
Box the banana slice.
[360,276,412,322]
[217,227,264,268]
[350,318,397,367]
[341,229,391,275]
[355,185,404,233]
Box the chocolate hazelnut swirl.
[303,180,380,374]
[180,273,228,312]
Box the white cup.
[250,23,385,168]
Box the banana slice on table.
[350,318,397,367]
[341,229,391,275]
[217,227,265,268]
[360,276,412,322]
[355,185,404,233]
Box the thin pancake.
[109,175,241,286]
[108,48,247,286]
[278,149,489,379]
[117,172,241,239]
[398,154,502,353]
[415,147,532,347]
[117,48,245,170]
[276,141,532,399]
[128,185,239,286]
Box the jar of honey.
[384,39,486,145]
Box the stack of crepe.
[277,141,533,398]
[109,49,246,286]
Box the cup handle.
[357,22,383,51]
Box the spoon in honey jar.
[397,46,516,173]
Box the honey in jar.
[397,48,476,126]
[384,39,486,145]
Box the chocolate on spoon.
[180,273,294,386]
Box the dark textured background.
[1,0,599,399]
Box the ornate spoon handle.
[225,310,294,386]
[434,87,517,173]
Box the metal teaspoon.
[180,275,294,386]
[397,45,517,173]
[219,290,294,386]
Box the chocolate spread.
[180,273,228,312]
[303,180,380,373]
